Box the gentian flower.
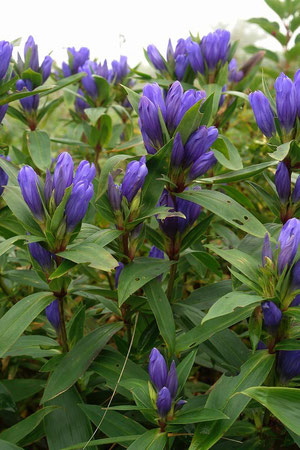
[120,156,148,203]
[292,175,300,204]
[111,56,129,83]
[149,246,164,259]
[149,348,168,390]
[277,350,300,381]
[115,262,124,288]
[65,179,94,231]
[186,39,204,75]
[157,387,172,418]
[53,152,74,206]
[165,361,178,398]
[275,162,291,204]
[28,241,52,271]
[261,300,282,333]
[249,91,276,138]
[262,233,273,266]
[277,218,300,273]
[0,40,13,80]
[201,29,231,71]
[147,45,166,71]
[275,72,297,133]
[0,155,10,195]
[228,58,244,82]
[16,79,39,112]
[294,69,300,117]
[23,36,52,81]
[62,46,90,76]
[0,105,8,124]
[18,166,44,221]
[45,299,60,331]
[75,88,90,115]
[108,174,121,211]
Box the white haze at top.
[1,0,284,69]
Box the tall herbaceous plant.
[0,0,299,449]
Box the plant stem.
[167,262,178,301]
[58,298,69,353]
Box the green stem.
[167,262,178,301]
[58,298,69,353]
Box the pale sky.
[2,0,283,67]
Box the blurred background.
[1,0,290,67]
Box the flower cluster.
[260,219,300,381]
[139,81,207,153]
[147,30,241,84]
[16,36,53,114]
[149,348,185,420]
[0,40,13,123]
[18,152,95,248]
[62,46,90,77]
[249,71,299,138]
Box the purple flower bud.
[292,260,300,290]
[0,155,9,195]
[166,360,178,398]
[79,60,98,99]
[53,152,74,206]
[228,58,244,83]
[139,96,163,150]
[175,54,189,81]
[262,233,273,266]
[0,41,13,80]
[275,72,297,133]
[62,62,72,78]
[165,81,184,134]
[184,126,218,167]
[24,36,39,72]
[277,350,300,381]
[28,241,52,271]
[120,156,148,203]
[167,39,174,63]
[277,218,300,273]
[219,85,227,108]
[74,160,96,185]
[147,45,166,72]
[292,175,300,204]
[262,301,282,333]
[16,79,39,112]
[41,55,53,82]
[65,179,94,231]
[75,88,90,114]
[139,122,157,154]
[44,170,53,206]
[97,59,113,82]
[157,387,172,418]
[115,262,124,288]
[149,348,168,390]
[174,399,187,412]
[294,69,300,117]
[186,39,204,75]
[111,56,129,83]
[249,91,276,138]
[201,29,230,71]
[108,174,121,211]
[143,83,166,121]
[176,187,202,233]
[176,89,206,126]
[171,133,184,167]
[45,299,60,331]
[257,341,267,350]
[18,166,43,220]
[149,246,164,259]
[0,104,8,124]
[275,162,291,204]
[291,295,300,307]
[188,151,217,180]
[67,46,90,74]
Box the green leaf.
[144,279,176,355]
[171,408,228,425]
[42,322,122,402]
[176,350,197,393]
[213,135,243,170]
[27,130,51,171]
[244,44,279,62]
[3,335,60,358]
[44,387,96,450]
[98,114,112,146]
[177,189,267,238]
[268,141,291,161]
[0,406,58,444]
[121,85,141,114]
[176,305,254,352]
[57,242,118,272]
[2,186,43,235]
[190,351,275,449]
[127,429,167,450]
[275,339,300,350]
[203,161,276,184]
[60,436,140,450]
[174,98,204,144]
[84,107,106,126]
[2,379,45,402]
[118,257,171,306]
[48,259,76,280]
[0,441,23,450]
[202,292,262,324]
[240,387,300,436]
[0,292,54,357]
[248,18,286,45]
[96,154,131,200]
